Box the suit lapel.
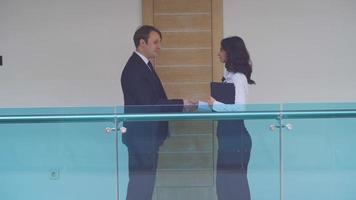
[149,67,167,99]
[131,53,167,99]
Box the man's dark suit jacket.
[121,52,183,148]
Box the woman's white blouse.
[212,69,248,111]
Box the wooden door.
[142,0,223,199]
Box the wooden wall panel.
[169,121,213,135]
[161,31,211,48]
[212,0,224,81]
[156,49,211,65]
[163,83,209,99]
[160,135,213,152]
[158,153,213,169]
[156,66,211,82]
[154,14,211,31]
[155,187,215,200]
[154,0,211,13]
[142,1,222,198]
[156,170,213,187]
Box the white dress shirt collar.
[134,50,149,65]
[223,68,234,82]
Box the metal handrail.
[1,109,356,124]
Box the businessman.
[121,25,196,200]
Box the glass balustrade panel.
[0,107,118,200]
[283,103,356,200]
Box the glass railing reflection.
[282,103,356,200]
[1,103,356,200]
[116,104,281,200]
[0,106,118,200]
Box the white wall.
[0,0,141,107]
[224,0,356,103]
[1,0,356,107]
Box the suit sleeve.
[124,70,183,113]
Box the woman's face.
[218,47,227,63]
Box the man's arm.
[124,72,183,112]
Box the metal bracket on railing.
[104,127,116,135]
[269,123,293,132]
[104,127,127,135]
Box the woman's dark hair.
[133,25,162,48]
[221,36,255,84]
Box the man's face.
[141,31,161,59]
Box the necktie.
[148,61,160,81]
[147,61,155,72]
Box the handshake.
[182,97,216,112]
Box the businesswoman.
[209,36,255,200]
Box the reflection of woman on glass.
[209,36,255,200]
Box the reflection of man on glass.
[121,25,196,200]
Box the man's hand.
[183,99,198,112]
[208,96,216,106]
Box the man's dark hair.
[133,25,162,48]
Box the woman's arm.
[212,73,248,112]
